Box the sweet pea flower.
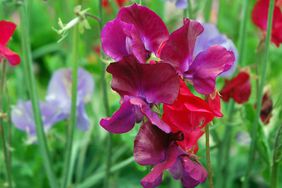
[260,91,273,124]
[101,4,169,63]
[167,0,188,9]
[0,20,21,66]
[220,71,251,104]
[159,19,235,95]
[133,80,221,188]
[252,0,282,46]
[100,56,179,134]
[12,68,94,139]
[11,101,65,139]
[194,23,238,77]
[46,68,94,131]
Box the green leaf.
[273,124,282,163]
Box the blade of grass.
[244,0,275,187]
[0,61,13,188]
[19,2,58,188]
[98,1,113,187]
[61,15,80,188]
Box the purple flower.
[100,56,179,134]
[194,23,238,77]
[11,101,65,138]
[101,4,169,63]
[134,122,207,188]
[168,0,188,9]
[160,19,235,95]
[11,67,94,138]
[46,68,94,130]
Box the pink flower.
[0,20,20,66]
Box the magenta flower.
[194,23,238,77]
[134,122,207,188]
[159,19,235,95]
[100,56,179,134]
[0,20,21,66]
[101,4,169,63]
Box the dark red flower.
[100,56,179,134]
[260,91,273,124]
[220,71,251,104]
[0,20,21,66]
[252,0,282,46]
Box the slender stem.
[218,100,235,188]
[20,2,58,188]
[0,61,12,188]
[61,18,80,188]
[98,1,113,187]
[237,0,250,66]
[271,162,278,188]
[184,0,193,18]
[205,124,214,188]
[204,0,213,22]
[77,157,134,188]
[244,0,275,187]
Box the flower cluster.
[11,68,94,141]
[0,20,21,66]
[252,0,282,46]
[100,4,236,187]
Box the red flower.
[0,20,21,66]
[102,0,128,8]
[220,71,251,104]
[252,0,282,46]
[260,91,273,124]
[163,79,221,153]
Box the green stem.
[19,2,57,188]
[77,157,134,188]
[204,0,213,22]
[271,162,278,188]
[237,0,250,66]
[205,124,214,188]
[0,61,12,188]
[61,20,80,188]
[98,1,113,187]
[184,0,193,18]
[218,100,235,188]
[244,0,275,187]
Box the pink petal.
[0,20,16,45]
[160,18,203,74]
[118,4,169,55]
[0,44,21,66]
[134,122,170,165]
[185,45,235,95]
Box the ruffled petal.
[100,97,138,134]
[160,18,203,75]
[175,0,188,9]
[185,45,235,95]
[220,71,251,104]
[118,4,169,55]
[134,122,170,165]
[194,23,238,77]
[107,56,179,105]
[179,156,208,188]
[11,101,64,137]
[129,97,171,133]
[101,19,132,61]
[207,92,223,118]
[0,20,16,45]
[0,44,21,66]
[141,144,183,188]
